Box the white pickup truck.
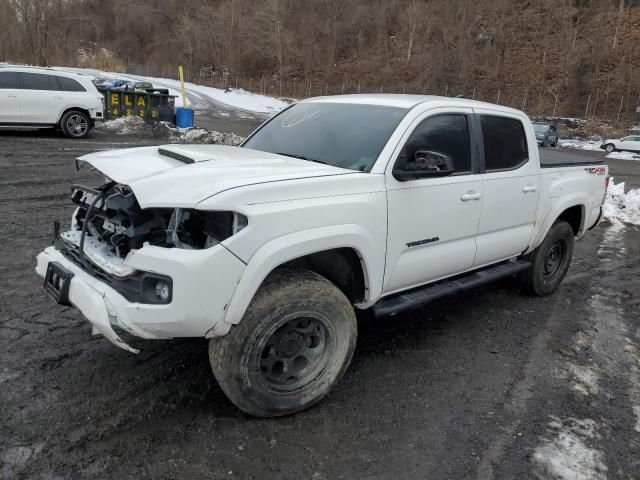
[36,95,609,417]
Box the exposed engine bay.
[68,181,247,262]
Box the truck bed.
[539,147,605,168]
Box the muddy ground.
[1,128,639,480]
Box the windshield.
[242,102,408,172]
[533,124,549,133]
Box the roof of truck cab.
[302,94,524,115]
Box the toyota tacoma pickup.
[36,95,609,417]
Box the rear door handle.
[522,185,537,193]
[7,94,18,98]
[461,191,482,201]
[53,96,63,100]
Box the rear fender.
[528,194,590,253]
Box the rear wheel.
[604,143,616,153]
[518,220,574,296]
[209,269,357,417]
[60,110,90,138]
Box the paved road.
[1,131,639,479]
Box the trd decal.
[585,166,606,175]
[407,236,440,248]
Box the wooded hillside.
[2,0,640,120]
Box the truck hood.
[77,145,354,208]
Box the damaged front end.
[55,180,247,306]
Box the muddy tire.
[208,269,357,417]
[60,110,90,138]
[518,220,575,296]
[604,143,616,153]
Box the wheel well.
[58,107,90,125]
[557,205,583,235]
[279,248,366,304]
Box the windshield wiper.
[275,152,328,165]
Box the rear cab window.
[480,116,529,171]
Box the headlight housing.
[166,209,248,249]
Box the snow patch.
[633,405,640,433]
[533,417,607,480]
[569,364,599,395]
[129,76,289,113]
[606,150,640,161]
[99,116,148,134]
[168,127,244,145]
[602,178,640,226]
[558,138,602,151]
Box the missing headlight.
[166,209,247,249]
[70,181,246,256]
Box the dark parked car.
[533,123,558,147]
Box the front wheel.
[518,220,575,296]
[60,110,90,138]
[604,143,616,153]
[209,269,357,417]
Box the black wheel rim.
[67,114,88,137]
[543,240,566,280]
[258,315,333,393]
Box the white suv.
[601,135,640,153]
[0,66,104,138]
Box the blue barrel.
[175,107,194,128]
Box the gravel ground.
[1,130,639,480]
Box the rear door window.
[0,71,18,89]
[18,72,57,90]
[56,76,86,92]
[480,116,529,171]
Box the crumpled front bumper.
[35,243,245,352]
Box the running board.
[372,259,530,317]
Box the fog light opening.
[155,280,170,301]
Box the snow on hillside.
[131,75,289,114]
[53,67,289,114]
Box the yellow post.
[178,65,187,107]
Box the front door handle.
[522,185,538,193]
[53,96,63,100]
[461,191,482,201]
[7,94,18,98]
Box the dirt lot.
[1,129,639,480]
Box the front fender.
[211,224,381,337]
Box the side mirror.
[393,150,455,181]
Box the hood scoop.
[158,147,195,164]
